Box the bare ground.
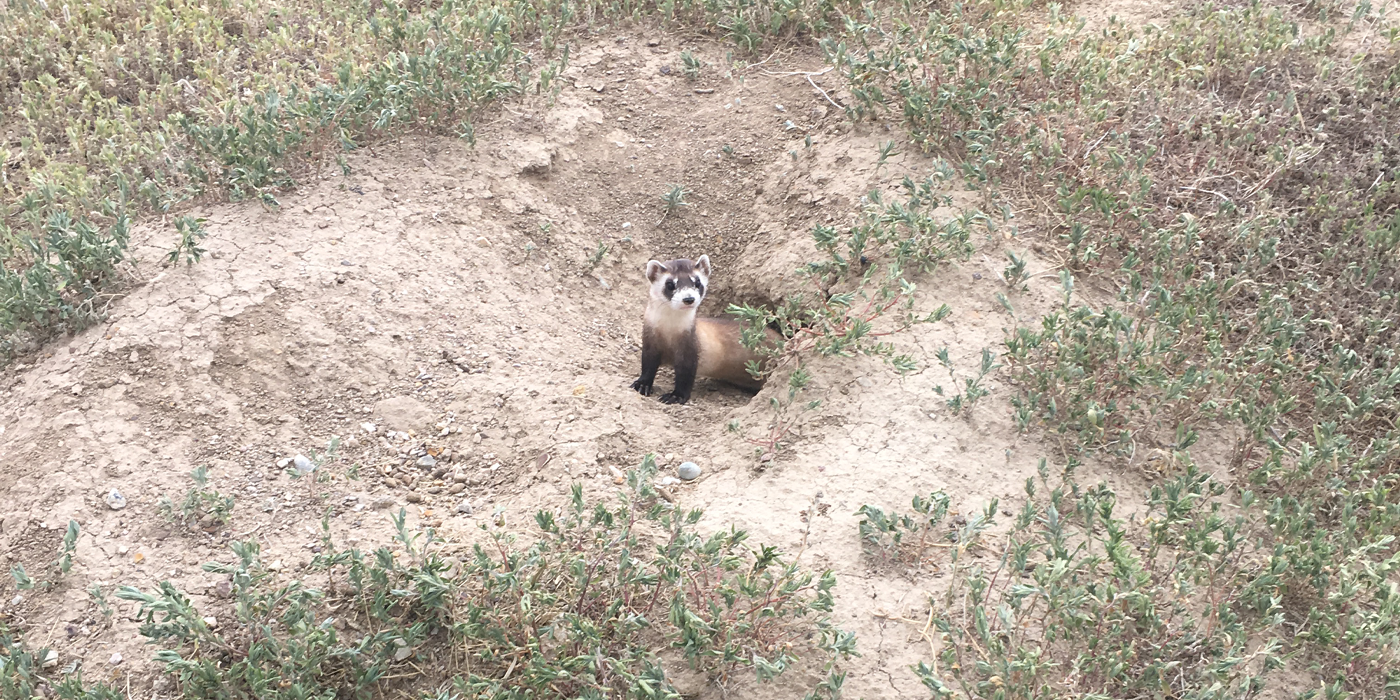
[0,27,1164,698]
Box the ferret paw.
[631,378,653,396]
[658,392,689,405]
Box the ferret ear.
[646,260,668,283]
[694,254,711,278]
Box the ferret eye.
[664,280,676,292]
[694,280,704,295]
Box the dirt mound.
[0,31,1143,697]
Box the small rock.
[276,457,293,469]
[416,454,437,468]
[109,652,123,665]
[292,455,315,474]
[371,497,396,510]
[268,560,284,571]
[406,493,423,504]
[677,462,702,481]
[384,478,401,488]
[105,489,127,510]
[117,545,129,555]
[475,236,491,247]
[448,483,465,494]
[393,641,413,661]
[657,476,681,487]
[202,616,218,629]
[345,437,361,449]
[213,580,232,599]
[775,104,785,112]
[453,472,468,483]
[456,500,473,515]
[361,422,377,434]
[41,650,59,669]
[646,37,660,46]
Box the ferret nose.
[681,296,696,305]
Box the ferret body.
[631,255,781,404]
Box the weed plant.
[833,0,1400,694]
[727,171,975,453]
[2,457,849,699]
[924,460,1286,699]
[157,466,235,530]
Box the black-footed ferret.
[631,255,782,404]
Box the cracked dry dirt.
[0,30,1154,698]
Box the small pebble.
[417,455,437,468]
[456,500,473,515]
[453,473,468,483]
[41,650,58,669]
[449,483,465,494]
[292,455,315,474]
[105,489,127,510]
[677,462,701,481]
[109,653,123,665]
[406,493,423,503]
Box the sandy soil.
[0,26,1163,698]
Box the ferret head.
[646,255,711,312]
